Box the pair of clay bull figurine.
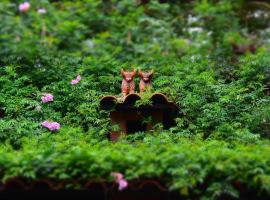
[121,69,153,96]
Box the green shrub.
[0,1,270,198]
[0,134,269,199]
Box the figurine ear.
[132,69,136,76]
[121,69,125,77]
[139,69,143,77]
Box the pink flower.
[41,121,50,127]
[118,179,128,191]
[111,172,124,182]
[41,93,54,103]
[111,172,128,191]
[70,75,81,85]
[19,2,30,12]
[50,122,61,130]
[41,121,61,131]
[71,79,79,85]
[37,8,46,14]
[76,75,81,81]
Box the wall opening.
[126,120,146,134]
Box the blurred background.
[1,0,270,63]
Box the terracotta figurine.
[139,69,153,93]
[121,69,136,96]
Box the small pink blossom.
[118,179,128,191]
[19,2,30,12]
[41,93,54,103]
[70,75,81,85]
[71,79,79,85]
[37,8,46,14]
[111,172,124,182]
[41,121,50,127]
[111,172,128,191]
[41,121,61,131]
[76,75,81,81]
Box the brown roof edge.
[0,178,168,192]
[100,93,176,110]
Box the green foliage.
[0,0,270,198]
[135,89,153,107]
[0,134,270,199]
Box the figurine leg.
[129,82,135,94]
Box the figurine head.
[139,69,154,82]
[121,69,136,82]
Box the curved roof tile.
[100,93,175,110]
[1,178,168,191]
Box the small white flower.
[35,105,42,111]
[38,8,46,14]
[187,15,199,24]
[188,27,203,34]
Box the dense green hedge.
[0,131,270,199]
[1,53,269,146]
